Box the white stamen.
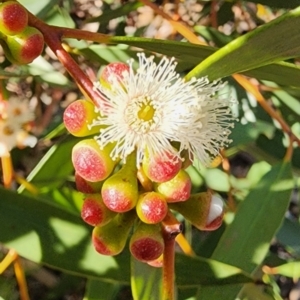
[92,53,235,167]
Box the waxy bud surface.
[75,172,103,193]
[81,194,116,227]
[169,192,224,231]
[130,223,164,262]
[155,169,191,202]
[100,62,130,89]
[6,26,44,64]
[92,211,136,256]
[72,139,116,182]
[101,153,138,212]
[63,100,102,137]
[0,1,28,36]
[136,192,168,224]
[142,149,182,183]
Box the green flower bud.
[169,192,224,231]
[102,153,138,212]
[92,210,136,256]
[5,26,44,64]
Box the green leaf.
[78,45,138,66]
[194,25,233,48]
[256,131,300,169]
[107,37,300,88]
[0,188,131,284]
[175,254,253,287]
[244,62,300,89]
[43,123,67,140]
[272,88,300,122]
[108,37,214,67]
[213,162,292,270]
[202,168,230,192]
[238,283,277,300]
[186,7,300,81]
[200,162,293,299]
[18,136,79,193]
[229,121,275,148]
[131,258,162,300]
[28,56,71,87]
[18,0,59,18]
[45,6,75,28]
[277,218,300,256]
[84,279,121,300]
[246,161,272,188]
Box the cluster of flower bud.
[63,61,225,264]
[0,1,44,64]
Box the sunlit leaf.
[107,37,300,88]
[186,7,300,81]
[0,188,131,284]
[84,279,121,300]
[131,258,162,300]
[199,162,293,299]
[18,136,79,193]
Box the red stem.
[26,11,105,108]
[162,211,182,300]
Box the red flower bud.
[0,1,28,36]
[136,192,168,224]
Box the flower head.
[0,97,36,157]
[92,53,234,167]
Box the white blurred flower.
[93,53,235,167]
[0,97,36,157]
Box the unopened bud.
[72,139,116,182]
[100,62,130,90]
[154,169,191,202]
[75,172,103,193]
[63,100,102,137]
[142,149,182,183]
[102,153,138,212]
[0,1,28,36]
[169,192,224,231]
[130,223,164,263]
[81,194,116,226]
[92,211,136,256]
[136,192,168,224]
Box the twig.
[14,256,30,300]
[26,12,105,108]
[1,155,13,188]
[233,74,300,149]
[210,1,218,29]
[162,211,182,300]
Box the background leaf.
[199,162,293,299]
[185,7,300,80]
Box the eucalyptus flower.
[92,53,234,167]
